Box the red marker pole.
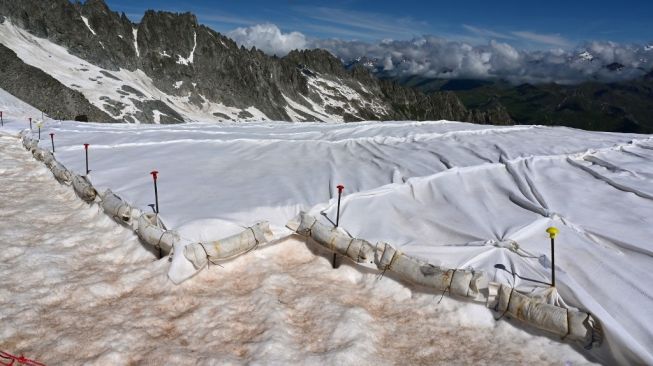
[333,184,345,268]
[150,170,159,214]
[84,143,90,175]
[49,133,55,152]
[29,117,32,130]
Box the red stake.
[150,170,159,214]
[49,133,55,152]
[333,184,345,269]
[84,143,90,175]
[0,111,3,127]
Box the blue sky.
[106,0,653,48]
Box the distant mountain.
[0,0,509,125]
[385,74,653,133]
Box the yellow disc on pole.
[546,227,559,239]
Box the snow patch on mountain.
[0,20,272,123]
[577,51,594,61]
[80,15,96,36]
[132,28,139,57]
[176,31,197,66]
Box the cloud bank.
[228,24,653,84]
[227,24,307,56]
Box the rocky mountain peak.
[0,0,512,126]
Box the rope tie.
[437,268,456,304]
[377,246,399,280]
[306,218,318,238]
[561,308,572,340]
[345,238,355,259]
[495,286,515,321]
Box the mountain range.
[348,56,653,133]
[0,0,650,133]
[0,0,510,125]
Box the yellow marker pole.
[37,122,43,140]
[546,227,559,287]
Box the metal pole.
[29,117,32,130]
[1,111,3,127]
[336,185,344,227]
[84,144,90,175]
[551,237,555,287]
[546,227,558,287]
[333,184,344,269]
[151,170,159,214]
[49,133,55,153]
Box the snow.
[176,31,197,66]
[80,15,96,36]
[578,51,594,61]
[132,28,139,57]
[174,81,184,89]
[0,94,596,364]
[152,110,164,124]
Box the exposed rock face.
[0,44,115,122]
[0,0,511,125]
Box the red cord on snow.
[0,351,46,366]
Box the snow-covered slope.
[1,89,652,364]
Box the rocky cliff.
[0,0,512,124]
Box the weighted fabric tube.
[184,222,274,269]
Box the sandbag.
[376,242,485,299]
[487,282,600,344]
[100,189,141,229]
[32,147,50,162]
[22,136,38,151]
[286,212,376,266]
[136,213,178,254]
[50,161,72,185]
[42,151,56,169]
[71,174,97,203]
[184,222,274,269]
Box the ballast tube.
[184,222,274,269]
[71,174,97,202]
[286,212,376,266]
[487,282,601,345]
[50,161,72,185]
[100,189,141,229]
[375,242,486,299]
[136,213,178,254]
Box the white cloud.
[312,36,652,84]
[227,24,308,56]
[226,23,651,84]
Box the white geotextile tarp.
[10,117,652,365]
[310,155,653,365]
